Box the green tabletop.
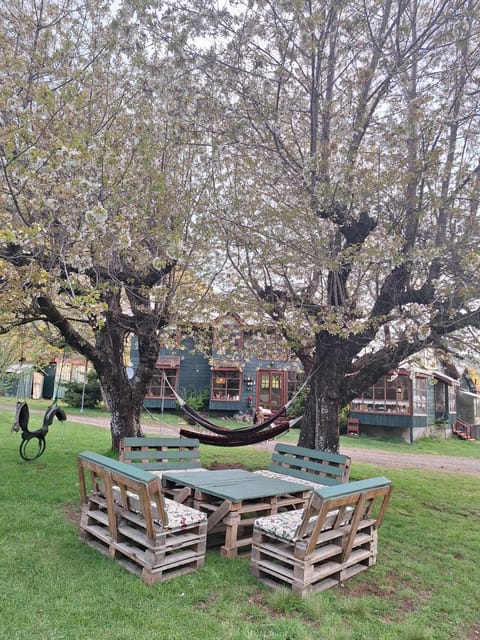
[162,469,309,502]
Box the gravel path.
[338,445,480,476]
[71,413,480,477]
[7,405,478,476]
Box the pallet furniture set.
[77,438,393,593]
[77,451,207,585]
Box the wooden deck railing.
[452,418,475,440]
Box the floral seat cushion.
[254,509,305,541]
[253,469,325,490]
[164,497,207,529]
[254,508,342,541]
[150,467,207,480]
[112,486,206,529]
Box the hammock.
[162,371,292,438]
[181,402,288,438]
[179,418,294,447]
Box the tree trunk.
[100,375,144,451]
[297,334,348,453]
[93,323,148,451]
[298,372,342,453]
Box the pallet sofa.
[77,451,207,585]
[254,443,351,489]
[119,436,205,500]
[250,476,393,596]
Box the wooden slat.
[266,443,352,485]
[273,443,349,465]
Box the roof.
[6,363,35,374]
[432,372,459,386]
[457,389,480,399]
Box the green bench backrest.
[120,437,201,470]
[274,443,348,465]
[269,443,350,485]
[121,437,200,449]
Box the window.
[352,374,411,414]
[211,369,241,401]
[448,390,456,414]
[146,367,178,398]
[413,377,427,414]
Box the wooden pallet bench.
[254,443,351,489]
[119,436,204,501]
[250,476,393,596]
[119,436,202,471]
[78,451,207,585]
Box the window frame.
[211,368,241,401]
[352,374,412,415]
[146,365,179,399]
[412,376,428,415]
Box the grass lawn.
[1,400,480,639]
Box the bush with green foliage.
[182,386,209,411]
[62,370,102,408]
[288,385,309,419]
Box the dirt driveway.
[8,405,476,476]
[74,413,480,476]
[338,445,480,476]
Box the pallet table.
[162,469,311,558]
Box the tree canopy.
[0,0,211,447]
[1,0,480,452]
[175,0,480,449]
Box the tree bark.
[100,379,143,451]
[299,378,342,453]
[297,334,349,453]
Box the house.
[3,362,37,398]
[3,355,90,401]
[348,350,459,443]
[136,324,476,443]
[455,366,480,440]
[132,315,303,417]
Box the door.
[257,370,284,411]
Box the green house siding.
[132,335,299,415]
[349,411,421,429]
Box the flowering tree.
[0,0,210,448]
[182,0,480,450]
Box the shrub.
[62,370,102,408]
[182,386,209,411]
